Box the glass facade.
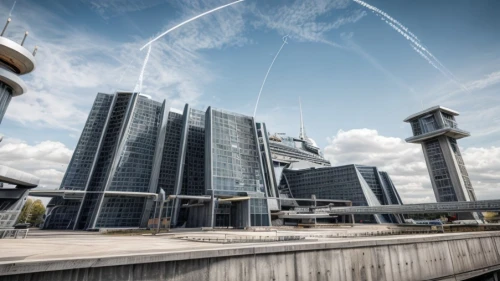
[181,108,205,195]
[157,111,183,195]
[60,93,113,191]
[87,93,132,192]
[95,197,146,228]
[356,165,385,204]
[206,108,270,227]
[442,113,458,128]
[108,96,163,192]
[43,197,80,229]
[75,93,133,229]
[208,108,265,195]
[279,165,370,206]
[379,171,403,205]
[449,137,476,201]
[424,139,457,202]
[410,120,422,136]
[0,82,12,124]
[250,198,269,226]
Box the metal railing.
[412,123,470,138]
[0,228,29,239]
[319,199,500,215]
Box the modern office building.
[404,106,480,220]
[278,164,404,223]
[0,18,40,229]
[43,92,165,229]
[40,94,274,229]
[37,92,406,229]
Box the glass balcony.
[406,121,470,143]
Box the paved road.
[0,226,446,263]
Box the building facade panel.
[181,108,205,196]
[206,108,266,195]
[94,196,146,228]
[108,96,163,192]
[87,93,132,192]
[0,83,12,123]
[43,197,80,229]
[280,165,370,206]
[205,107,270,227]
[60,93,113,191]
[424,138,457,202]
[157,111,183,195]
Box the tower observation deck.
[0,17,39,229]
[0,17,37,123]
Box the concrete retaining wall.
[1,232,500,281]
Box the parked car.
[14,223,31,229]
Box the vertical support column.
[90,93,138,229]
[73,93,116,230]
[171,104,190,227]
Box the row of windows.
[181,110,206,196]
[425,140,457,202]
[87,94,132,192]
[158,112,184,195]
[61,93,114,190]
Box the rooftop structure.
[404,106,480,221]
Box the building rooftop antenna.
[299,97,307,140]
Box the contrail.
[353,0,467,90]
[384,19,467,91]
[410,44,441,74]
[134,44,152,93]
[9,1,16,17]
[353,0,419,42]
[140,0,244,51]
[253,35,289,118]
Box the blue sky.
[0,0,499,203]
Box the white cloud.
[323,129,500,204]
[251,0,366,47]
[0,0,249,131]
[0,138,72,189]
[425,70,500,140]
[84,0,166,19]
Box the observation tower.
[404,106,480,221]
[0,17,37,123]
[0,17,40,229]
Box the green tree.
[17,198,46,227]
[17,198,33,224]
[30,200,46,227]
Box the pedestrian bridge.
[320,199,500,215]
[0,165,39,187]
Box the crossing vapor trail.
[353,0,467,91]
[135,0,244,94]
[353,0,419,42]
[140,0,244,51]
[253,35,289,118]
[9,1,16,17]
[134,44,152,93]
